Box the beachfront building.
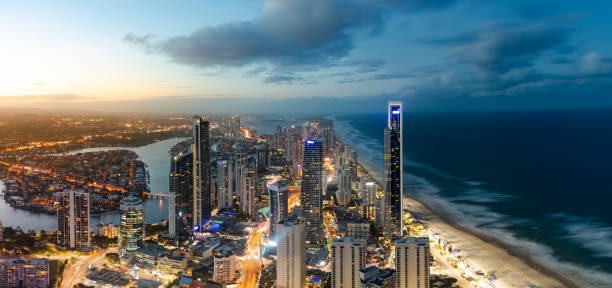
[384,101,403,240]
[268,183,289,238]
[301,138,324,245]
[276,217,306,288]
[0,258,49,288]
[118,195,145,255]
[193,116,211,232]
[55,189,90,250]
[331,237,367,288]
[169,150,193,238]
[395,237,430,288]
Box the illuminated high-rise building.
[193,116,211,231]
[276,217,305,288]
[362,181,377,220]
[395,237,430,288]
[268,183,288,237]
[384,102,403,239]
[240,168,256,217]
[55,190,90,250]
[300,139,324,245]
[118,195,145,255]
[216,160,233,211]
[331,237,367,288]
[169,150,193,237]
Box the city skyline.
[2,1,612,113]
[1,1,611,287]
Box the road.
[61,247,116,288]
[237,222,268,288]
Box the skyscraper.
[276,217,306,288]
[217,160,233,211]
[384,102,403,239]
[169,150,193,237]
[118,195,145,255]
[395,237,430,288]
[268,183,288,237]
[55,190,90,250]
[300,139,324,245]
[241,168,256,217]
[331,237,367,288]
[362,181,377,220]
[193,116,211,231]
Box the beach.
[358,157,578,288]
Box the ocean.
[333,108,612,286]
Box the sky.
[1,0,612,114]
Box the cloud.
[125,0,456,70]
[445,23,570,75]
[263,74,306,84]
[0,94,90,103]
[579,52,612,75]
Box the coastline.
[357,158,578,288]
[327,117,583,287]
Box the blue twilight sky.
[1,0,611,114]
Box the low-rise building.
[157,253,187,276]
[134,244,167,268]
[0,258,49,288]
[359,266,395,288]
[93,222,119,238]
[213,252,237,284]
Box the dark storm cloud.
[445,23,570,74]
[125,0,457,70]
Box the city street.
[61,247,116,288]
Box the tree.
[104,253,120,263]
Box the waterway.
[0,137,188,231]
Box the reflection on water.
[0,137,188,231]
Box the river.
[0,137,188,231]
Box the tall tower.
[217,160,233,211]
[268,183,289,237]
[300,139,324,245]
[169,150,193,237]
[362,181,377,220]
[395,237,430,288]
[384,102,403,239]
[331,237,367,288]
[276,217,306,288]
[241,168,256,217]
[193,116,211,232]
[55,190,90,250]
[118,195,145,255]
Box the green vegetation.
[145,223,167,236]
[49,259,67,288]
[92,235,117,248]
[104,252,120,264]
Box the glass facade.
[384,102,403,239]
[119,195,145,255]
[300,139,324,245]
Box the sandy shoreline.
[356,156,579,288]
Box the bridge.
[143,192,169,198]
